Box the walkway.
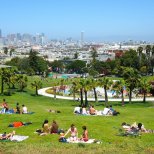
[38,87,154,102]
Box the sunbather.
[64,124,78,141]
[80,126,88,142]
[89,106,96,115]
[0,131,16,140]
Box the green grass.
[0,76,154,154]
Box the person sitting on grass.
[1,99,9,113]
[89,106,96,115]
[102,106,110,115]
[64,124,78,141]
[16,103,21,114]
[50,120,59,134]
[40,120,50,136]
[80,126,88,142]
[82,106,87,115]
[0,131,16,140]
[22,105,28,114]
[109,105,120,116]
[74,105,81,114]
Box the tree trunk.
[121,89,124,106]
[93,87,97,102]
[143,91,146,102]
[129,89,132,103]
[36,86,38,95]
[84,90,88,107]
[1,75,4,94]
[80,88,83,106]
[73,92,76,101]
[104,86,108,106]
[54,87,56,99]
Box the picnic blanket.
[60,138,101,144]
[0,134,29,142]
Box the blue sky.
[0,0,154,41]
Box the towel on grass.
[66,138,101,144]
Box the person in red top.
[80,126,88,142]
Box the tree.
[137,46,143,68]
[90,79,98,102]
[145,45,152,74]
[138,78,151,102]
[50,60,63,73]
[83,79,91,107]
[31,80,42,95]
[66,60,86,74]
[112,80,125,106]
[70,81,78,101]
[10,48,15,57]
[17,75,28,92]
[122,67,140,103]
[151,46,154,75]
[74,52,78,59]
[91,47,98,63]
[3,47,8,55]
[99,77,113,106]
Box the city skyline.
[0,0,154,41]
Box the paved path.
[38,87,154,102]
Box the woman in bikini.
[80,126,88,142]
[64,124,78,141]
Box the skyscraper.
[0,29,2,38]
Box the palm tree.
[90,79,98,102]
[145,45,151,74]
[78,79,84,106]
[99,77,113,106]
[138,78,151,102]
[51,79,59,99]
[112,80,125,106]
[70,81,78,101]
[31,80,42,95]
[91,47,98,63]
[137,46,143,68]
[151,46,154,75]
[17,75,28,92]
[122,67,140,103]
[83,79,91,107]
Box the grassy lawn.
[0,76,154,154]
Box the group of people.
[122,122,154,134]
[37,120,60,135]
[16,103,28,114]
[59,124,88,142]
[38,120,88,142]
[74,105,120,116]
[0,99,28,114]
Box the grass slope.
[0,76,153,154]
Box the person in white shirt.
[22,105,28,114]
[102,106,110,115]
[74,106,81,114]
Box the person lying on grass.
[122,122,154,133]
[64,124,78,141]
[0,131,15,140]
[8,121,32,127]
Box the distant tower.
[81,31,84,46]
[0,29,2,38]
